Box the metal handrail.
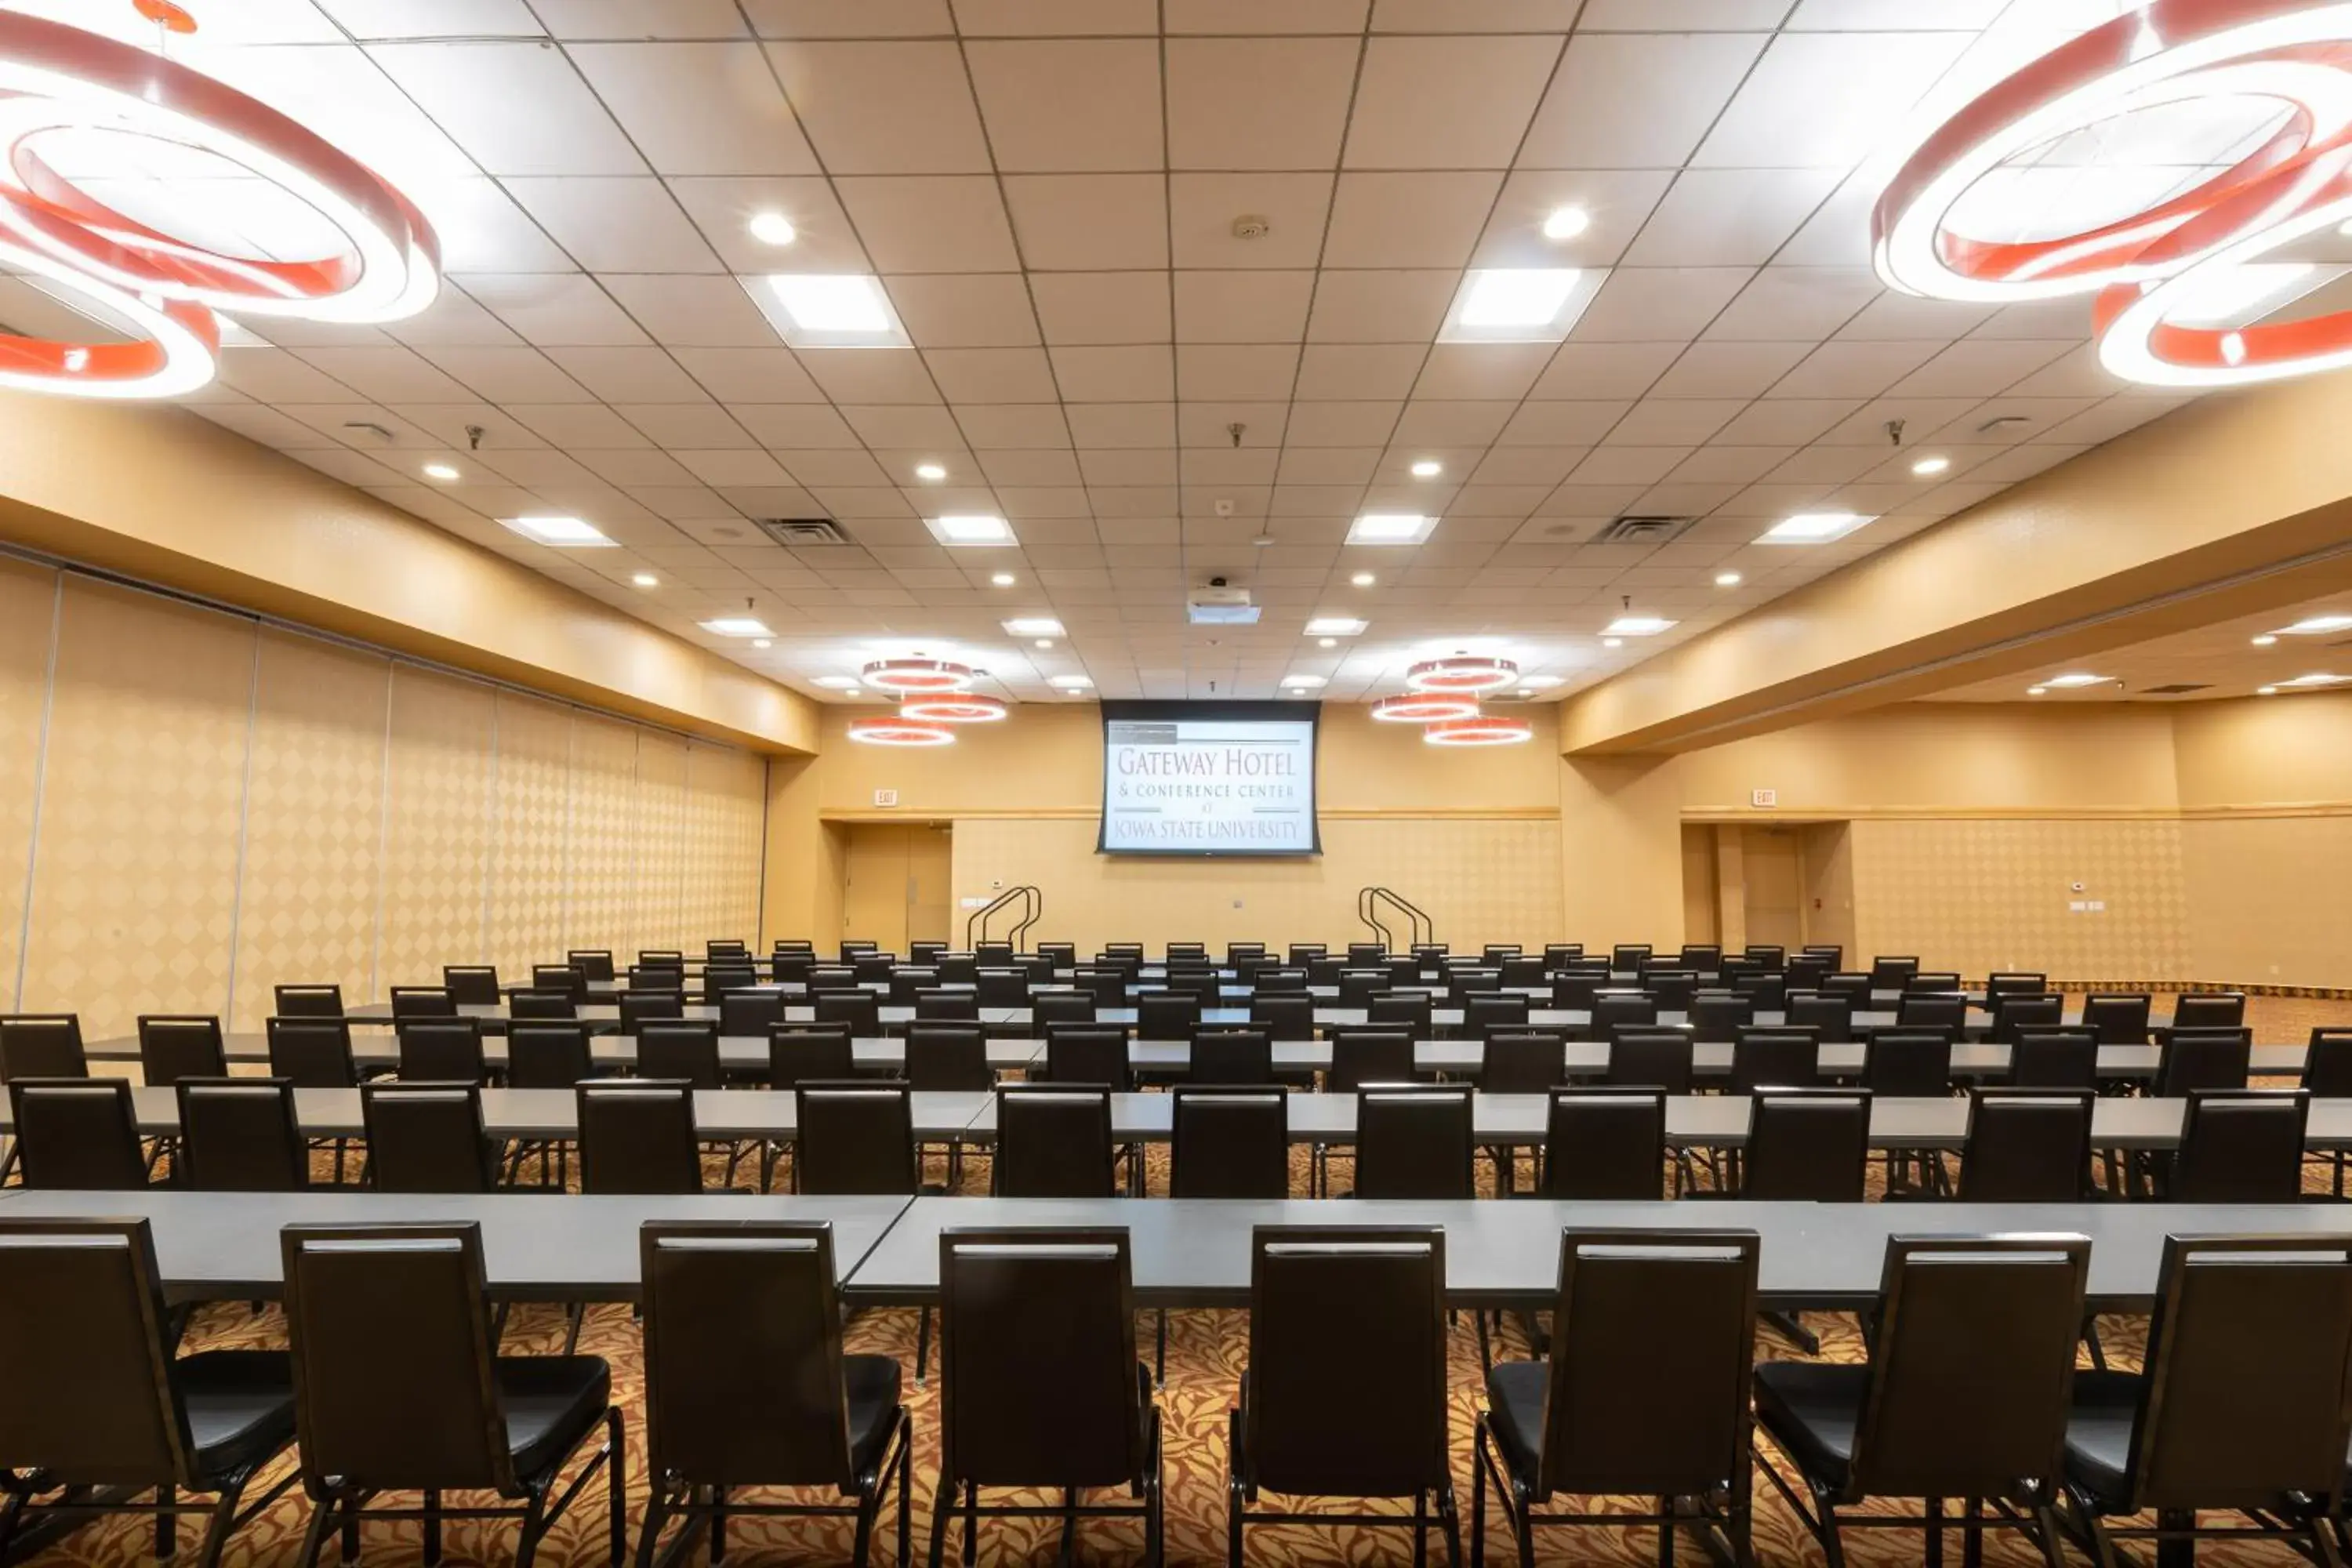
[1356,885,1433,949]
[966,884,1041,949]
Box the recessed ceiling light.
[1714,571,1742,587]
[422,462,459,481]
[914,462,946,481]
[1351,572,1376,587]
[1034,638,1054,649]
[1459,268,1582,328]
[1305,617,1366,637]
[990,572,1015,587]
[1282,674,1327,689]
[751,638,771,649]
[1520,676,1563,688]
[2042,672,2112,688]
[1004,617,1063,637]
[813,676,861,688]
[1602,637,1623,649]
[926,514,1015,546]
[746,211,797,246]
[701,616,772,637]
[1758,511,1875,545]
[2028,685,2049,696]
[750,274,905,345]
[1347,513,1435,546]
[1516,686,1535,696]
[2279,613,2352,635]
[2252,633,2278,646]
[2258,684,2280,695]
[630,572,658,588]
[1541,205,1591,241]
[1050,674,1093,689]
[1910,455,1951,477]
[1409,459,1443,478]
[1603,615,1676,636]
[499,515,614,547]
[1319,637,1338,649]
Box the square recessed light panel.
[1439,268,1607,344]
[743,274,909,347]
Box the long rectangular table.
[84,1032,1051,1075]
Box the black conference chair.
[992,1084,1116,1198]
[1352,1086,1474,1200]
[176,1078,308,1191]
[1137,993,1200,1042]
[395,1018,486,1084]
[1588,994,1658,1040]
[1868,956,1920,990]
[2082,993,2153,1044]
[888,968,940,1006]
[2169,992,2246,1030]
[1072,967,1127,1009]
[1729,1027,1820,1094]
[1784,993,1853,1044]
[1540,1087,1668,1200]
[1753,1235,2091,1568]
[1192,1029,1273,1087]
[2055,1236,2352,1566]
[1551,970,1608,1011]
[278,1223,624,1568]
[1989,993,2064,1044]
[1229,1227,1459,1566]
[1985,970,2049,1001]
[793,1083,919,1197]
[1606,1030,1695,1094]
[1861,1029,1953,1096]
[969,971,1024,1009]
[1896,993,1967,1032]
[0,1218,300,1568]
[626,968,688,1000]
[814,992,881,1038]
[0,1014,87,1081]
[619,990,685,1029]
[637,1020,722,1087]
[1477,1229,1761,1568]
[576,1080,705,1196]
[768,1025,856,1088]
[267,1016,362,1181]
[1610,945,1653,973]
[508,990,576,1022]
[387,987,456,1021]
[8,1079,148,1189]
[1481,1031,1566,1096]
[718,990,786,1037]
[1720,1090,1868,1354]
[1499,956,1548,989]
[2153,1027,2252,1097]
[136,1014,229,1088]
[2167,1088,2310,1203]
[1044,1025,1131,1093]
[361,1081,499,1193]
[906,1023,991,1091]
[532,964,590,1004]
[927,1229,1162,1566]
[1955,1089,2096,1202]
[273,985,344,1018]
[1250,995,1314,1042]
[1169,1086,1289,1199]
[1643,971,1698,1012]
[2009,1029,2100,1090]
[1036,942,1077,969]
[635,1222,913,1568]
[441,966,501,1006]
[1689,992,1755,1040]
[2305,1029,2352,1193]
[1032,992,1098,1029]
[1368,993,1434,1035]
[1465,995,1531,1038]
[916,990,980,1022]
[1327,1029,1414,1094]
[567,950,616,983]
[504,1023,599,1186]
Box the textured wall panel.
[683,742,765,949]
[20,583,253,1039]
[630,732,688,956]
[379,666,493,987]
[566,716,641,967]
[229,632,388,1030]
[0,557,56,1011]
[487,691,572,980]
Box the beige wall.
[0,557,767,1040]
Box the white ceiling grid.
[0,0,2215,703]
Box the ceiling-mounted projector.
[1187,583,1260,625]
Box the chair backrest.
[1465,994,1530,1037]
[1384,955,1423,987]
[1446,967,1502,1002]
[1327,1029,1414,1094]
[1367,993,1432,1033]
[1869,956,1920,989]
[1846,1235,2092,1501]
[628,967,688,997]
[1541,1089,1666,1200]
[1861,1029,1954,1097]
[567,949,616,982]
[1740,1091,1870,1201]
[768,1024,855,1088]
[7,1080,146,1189]
[1605,1029,1694,1094]
[441,965,502,1005]
[885,966,936,1004]
[1958,1089,2095,1202]
[1044,1025,1131,1092]
[135,1014,227,1088]
[920,989,984,1020]
[397,1018,486,1084]
[1610,944,1652,971]
[0,1218,199,1487]
[508,989,576,1022]
[389,986,456,1020]
[1688,993,1755,1040]
[793,1082,917,1196]
[1544,942,1586,967]
[1989,993,2063,1044]
[1071,967,1127,1007]
[267,1016,358,1088]
[1895,993,1966,1031]
[852,955,895,985]
[906,1022,992,1092]
[1732,972,1788,1013]
[1169,1086,1289,1198]
[273,984,344,1018]
[2171,1089,2310,1203]
[176,1078,307,1191]
[1785,953,1831,989]
[643,949,688,970]
[1903,971,1962,996]
[1481,1031,1566,1095]
[281,1224,517,1494]
[718,991,786,1037]
[1037,942,1077,969]
[506,1022,596,1089]
[2082,992,2152,1044]
[813,991,880,1036]
[1730,1027,1820,1094]
[578,1080,703,1194]
[937,956,980,986]
[361,1082,496,1193]
[993,1086,1116,1197]
[1643,971,1697,1011]
[2118,1235,2352,1514]
[639,1221,864,1491]
[1190,1028,1272,1087]
[619,989,685,1029]
[702,965,760,1002]
[2307,1029,2352,1098]
[1533,1229,1760,1501]
[1165,941,1207,963]
[637,1020,722,1089]
[1590,994,1658,1038]
[532,964,588,1003]
[1784,993,1852,1043]
[2009,1028,2099,1089]
[1241,1227,1449,1497]
[936,1229,1145,1490]
[1136,993,1200,1040]
[1499,956,1547,989]
[973,940,1015,966]
[0,1014,87,1081]
[1032,992,1097,1028]
[2155,1027,2252,1098]
[1354,1086,1474,1200]
[1250,994,1314,1041]
[2171,991,2246,1030]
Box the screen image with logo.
[1098,700,1321,856]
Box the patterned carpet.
[22,993,2350,1567]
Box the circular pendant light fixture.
[0,9,441,398]
[860,658,975,693]
[1871,0,2352,387]
[1422,715,1534,747]
[1369,691,1482,723]
[1405,655,1519,694]
[898,692,1007,724]
[847,716,956,746]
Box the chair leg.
[851,1483,879,1568]
[1762,1309,1820,1356]
[915,1307,931,1383]
[2030,1504,2068,1568]
[157,1481,176,1559]
[1438,1483,1463,1568]
[423,1490,441,1567]
[634,1492,669,1568]
[711,1485,728,1564]
[193,1481,245,1568]
[606,1407,626,1567]
[2082,1316,2109,1372]
[1473,1310,1492,1375]
[898,1434,914,1568]
[1657,1497,1672,1567]
[339,1493,360,1564]
[924,1475,950,1568]
[1470,1421,1486,1568]
[1817,1498,1848,1568]
[513,1492,548,1568]
[293,1497,336,1568]
[1413,1488,1428,1568]
[1924,1496,1941,1568]
[1962,1497,1983,1568]
[1156,1308,1167,1387]
[961,1480,978,1568]
[564,1301,586,1356]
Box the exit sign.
[873,789,898,808]
[1751,788,1777,808]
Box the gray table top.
[844,1194,2352,1311]
[84,1032,1048,1075]
[0,1188,913,1303]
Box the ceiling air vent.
[1592,514,1695,545]
[753,517,853,546]
[2139,683,2212,695]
